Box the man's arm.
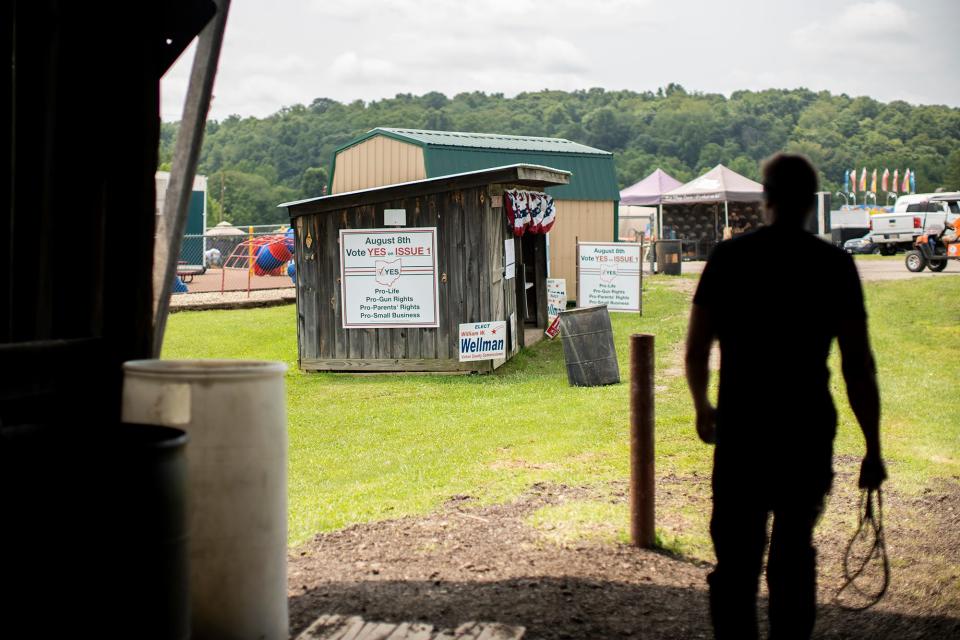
[837,317,886,488]
[685,303,716,444]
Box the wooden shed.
[328,128,620,301]
[281,164,571,373]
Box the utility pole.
[220,171,226,224]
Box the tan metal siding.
[331,136,426,193]
[548,200,615,301]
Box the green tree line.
[159,86,960,226]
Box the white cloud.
[330,51,398,84]
[831,1,911,37]
[791,1,913,54]
[235,53,314,75]
[377,32,589,76]
[531,37,589,74]
[158,0,960,120]
[308,0,655,29]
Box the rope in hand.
[834,488,890,611]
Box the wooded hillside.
[159,86,960,226]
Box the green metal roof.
[375,127,610,154]
[333,128,620,202]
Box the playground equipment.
[220,231,295,294]
[172,275,189,294]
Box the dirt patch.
[490,459,560,472]
[655,276,699,296]
[288,471,960,639]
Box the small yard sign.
[547,278,566,322]
[458,321,507,361]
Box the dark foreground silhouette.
[686,154,886,639]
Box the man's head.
[761,153,819,226]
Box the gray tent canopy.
[661,164,763,205]
[620,168,683,206]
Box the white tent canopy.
[206,220,246,237]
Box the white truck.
[867,192,960,255]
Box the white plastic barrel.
[121,360,288,640]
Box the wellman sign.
[458,321,507,362]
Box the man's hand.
[686,304,716,446]
[696,405,717,445]
[858,454,887,489]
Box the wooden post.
[575,235,579,307]
[152,0,231,356]
[630,333,655,548]
[657,203,663,241]
[638,237,644,317]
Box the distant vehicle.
[868,192,960,255]
[891,192,960,213]
[843,233,879,255]
[904,217,959,272]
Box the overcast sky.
[160,0,960,121]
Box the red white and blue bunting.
[504,189,556,236]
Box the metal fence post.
[630,333,655,548]
[247,225,254,298]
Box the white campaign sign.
[458,321,507,362]
[577,242,642,312]
[547,278,567,322]
[340,228,439,328]
[504,238,516,280]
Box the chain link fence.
[172,225,297,295]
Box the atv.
[904,222,958,272]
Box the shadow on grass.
[289,576,959,640]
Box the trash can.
[122,360,288,640]
[558,305,620,386]
[655,240,682,275]
[1,422,189,639]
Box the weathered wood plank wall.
[295,180,551,372]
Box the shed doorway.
[516,232,548,348]
[518,234,539,326]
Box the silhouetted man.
[685,154,886,640]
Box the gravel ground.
[851,256,960,280]
[654,256,959,281]
[169,287,295,312]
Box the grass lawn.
[163,275,960,549]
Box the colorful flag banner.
[870,169,877,194]
[910,171,916,194]
[850,169,857,192]
[892,169,899,194]
[843,170,850,194]
[882,168,889,192]
[860,167,867,192]
[902,169,910,193]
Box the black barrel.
[1,423,189,639]
[558,305,621,386]
[655,240,682,275]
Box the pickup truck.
[868,192,960,254]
